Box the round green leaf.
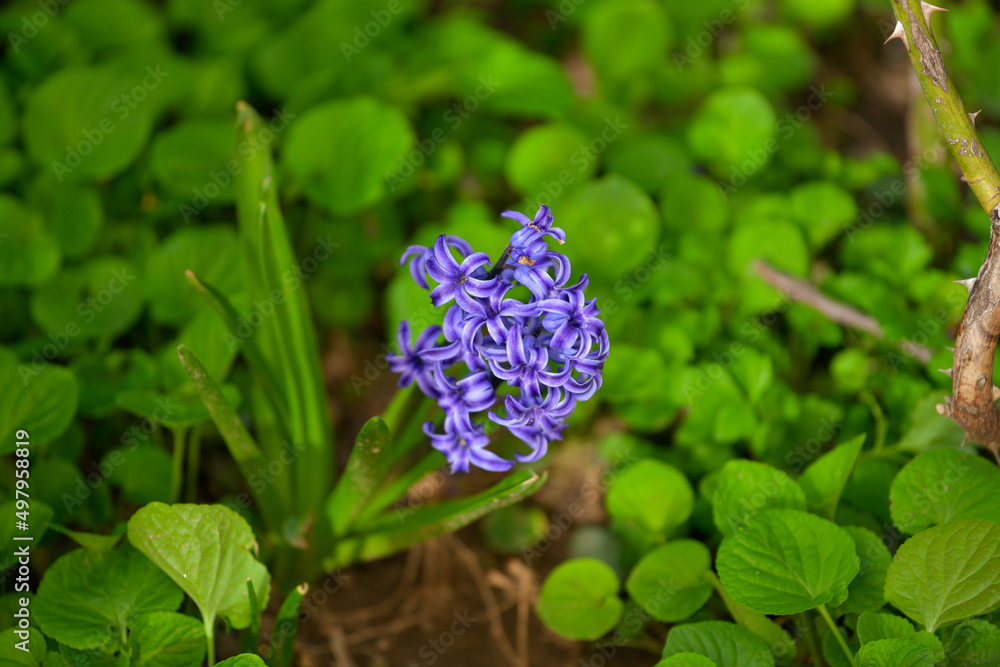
[606,459,694,536]
[504,123,593,197]
[104,446,172,506]
[608,135,688,193]
[661,172,728,233]
[0,627,45,665]
[537,559,623,641]
[215,655,266,667]
[28,185,104,260]
[559,175,660,276]
[727,217,809,280]
[626,540,713,622]
[781,0,855,29]
[0,195,60,288]
[24,65,158,181]
[841,526,891,614]
[284,97,414,215]
[663,621,775,667]
[686,87,776,178]
[64,0,163,54]
[30,257,143,341]
[0,347,78,454]
[885,520,1000,632]
[789,180,857,249]
[798,434,865,518]
[857,612,916,645]
[146,225,241,326]
[712,460,807,536]
[890,449,1000,534]
[717,509,860,615]
[582,0,673,78]
[150,120,236,202]
[946,619,1000,666]
[34,543,183,652]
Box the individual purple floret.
[387,205,609,473]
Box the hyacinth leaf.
[712,459,806,536]
[716,509,859,615]
[798,433,865,519]
[324,470,546,569]
[885,520,1000,632]
[326,417,393,538]
[889,449,1000,534]
[662,621,775,667]
[270,584,308,667]
[536,559,624,641]
[176,345,283,531]
[352,449,446,528]
[624,540,713,623]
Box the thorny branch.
[888,0,1000,461]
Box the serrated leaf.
[841,526,891,614]
[712,460,806,536]
[654,654,716,667]
[537,559,623,641]
[947,619,1000,667]
[890,449,1000,534]
[855,638,936,667]
[128,611,206,666]
[885,520,1000,632]
[716,509,859,615]
[127,503,270,632]
[662,621,775,667]
[856,612,915,644]
[34,543,183,652]
[798,434,864,519]
[625,540,713,622]
[214,655,266,666]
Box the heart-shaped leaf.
[716,509,859,615]
[625,539,713,622]
[712,460,806,536]
[537,559,623,641]
[662,621,774,667]
[798,434,864,519]
[885,520,1000,632]
[128,611,206,666]
[0,347,78,454]
[127,503,270,635]
[855,638,936,667]
[947,619,1000,666]
[841,525,891,614]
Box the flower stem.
[487,245,513,279]
[169,426,186,504]
[817,604,855,667]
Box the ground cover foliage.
[1,0,1000,664]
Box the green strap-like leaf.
[327,417,393,537]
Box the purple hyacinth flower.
[423,418,514,473]
[535,289,605,356]
[400,235,475,289]
[426,236,499,314]
[486,324,572,400]
[488,387,576,463]
[501,205,566,248]
[387,322,460,396]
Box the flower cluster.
[388,205,609,473]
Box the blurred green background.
[1,0,999,596]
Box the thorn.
[993,385,1000,401]
[946,346,955,353]
[955,278,977,293]
[961,434,969,447]
[970,110,982,126]
[939,368,954,378]
[920,1,949,31]
[884,20,910,50]
[937,403,951,416]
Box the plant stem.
[486,244,513,279]
[796,612,825,667]
[888,0,1000,461]
[169,426,186,504]
[186,426,201,503]
[205,618,215,666]
[817,604,855,667]
[860,390,886,453]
